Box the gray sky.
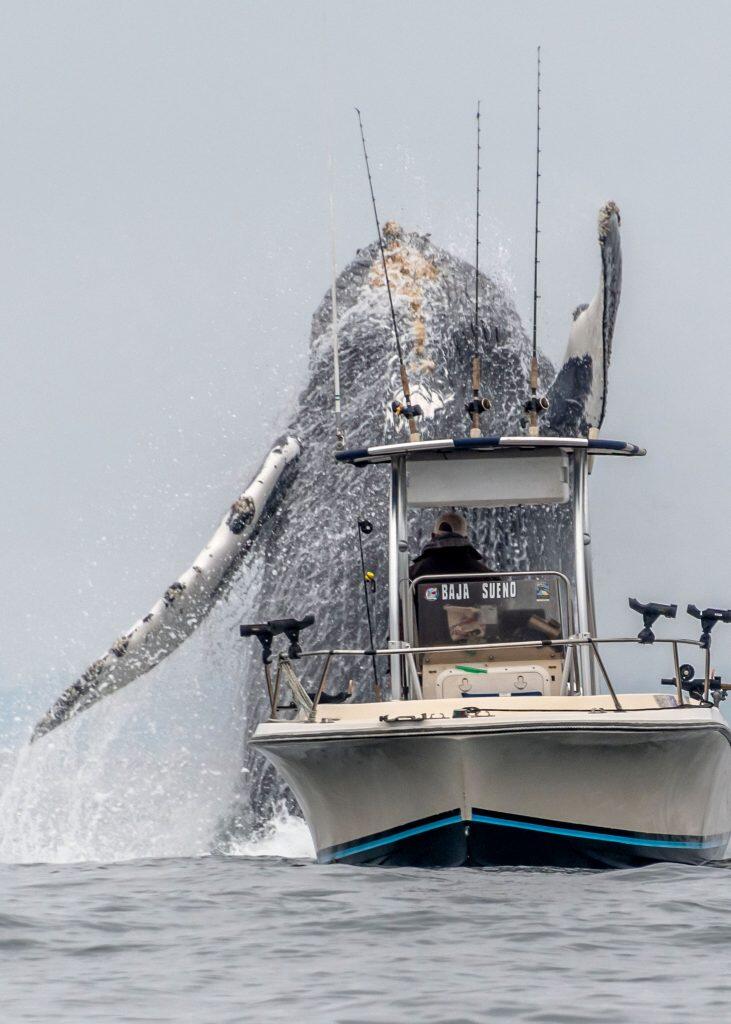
[2,0,730,710]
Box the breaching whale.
[31,204,623,811]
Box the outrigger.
[244,435,731,868]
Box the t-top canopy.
[335,435,646,468]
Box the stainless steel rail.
[298,636,702,658]
[255,635,705,720]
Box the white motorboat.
[246,435,731,868]
[28,83,731,870]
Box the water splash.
[0,619,245,863]
[228,803,315,860]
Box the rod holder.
[687,604,731,649]
[240,614,315,663]
[628,598,677,644]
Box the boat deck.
[252,694,726,744]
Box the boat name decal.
[428,581,518,601]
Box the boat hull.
[252,708,731,869]
[319,809,728,869]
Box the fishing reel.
[465,396,491,439]
[661,665,729,706]
[523,395,549,415]
[358,519,377,592]
[391,400,423,422]
[391,399,422,443]
[520,353,549,435]
[521,394,549,424]
[465,397,492,416]
[465,352,491,438]
[628,597,677,644]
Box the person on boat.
[409,512,489,580]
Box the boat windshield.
[413,572,569,650]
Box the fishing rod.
[466,101,490,438]
[357,519,381,700]
[524,46,549,436]
[474,100,481,339]
[532,48,541,368]
[321,14,345,452]
[355,108,421,443]
[328,151,345,450]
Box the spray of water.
[0,616,246,863]
[228,802,315,860]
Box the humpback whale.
[32,203,623,826]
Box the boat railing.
[260,634,714,721]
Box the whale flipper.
[31,435,302,741]
[546,202,622,434]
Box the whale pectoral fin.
[30,435,302,743]
[546,202,622,435]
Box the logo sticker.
[425,586,439,601]
[536,581,551,602]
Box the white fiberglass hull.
[251,696,731,868]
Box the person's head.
[432,511,468,539]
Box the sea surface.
[2,690,730,1023]
[2,822,731,1024]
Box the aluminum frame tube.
[388,457,404,698]
[572,450,597,695]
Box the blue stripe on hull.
[470,813,721,850]
[318,809,729,868]
[325,814,462,861]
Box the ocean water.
[2,813,731,1024]
[2,676,730,1023]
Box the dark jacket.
[409,535,489,580]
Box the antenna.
[327,152,345,450]
[355,108,421,442]
[524,46,549,436]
